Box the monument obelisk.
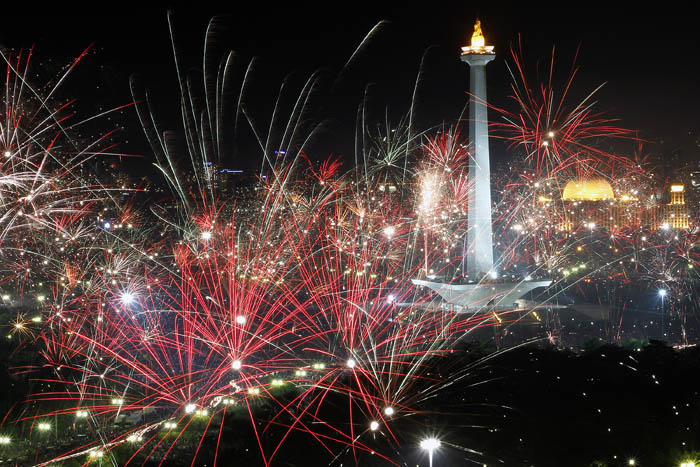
[412,20,551,310]
[461,19,495,276]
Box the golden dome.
[562,178,614,201]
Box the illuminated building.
[554,178,689,231]
[561,179,614,201]
[664,184,689,229]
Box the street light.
[659,289,667,339]
[420,437,441,467]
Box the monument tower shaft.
[411,20,552,310]
[461,20,495,276]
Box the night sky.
[1,6,700,465]
[1,3,698,168]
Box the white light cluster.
[120,291,136,305]
[420,437,441,450]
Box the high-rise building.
[665,184,689,229]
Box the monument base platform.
[412,278,552,311]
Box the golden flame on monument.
[461,19,494,55]
[471,20,485,47]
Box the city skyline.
[1,7,700,465]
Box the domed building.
[554,178,688,232]
[561,178,615,202]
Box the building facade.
[553,179,689,231]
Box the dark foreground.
[1,339,699,466]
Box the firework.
[3,16,699,467]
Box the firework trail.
[487,40,700,347]
[5,17,700,467]
[3,15,504,464]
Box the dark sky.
[1,3,698,168]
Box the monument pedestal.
[413,278,552,311]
